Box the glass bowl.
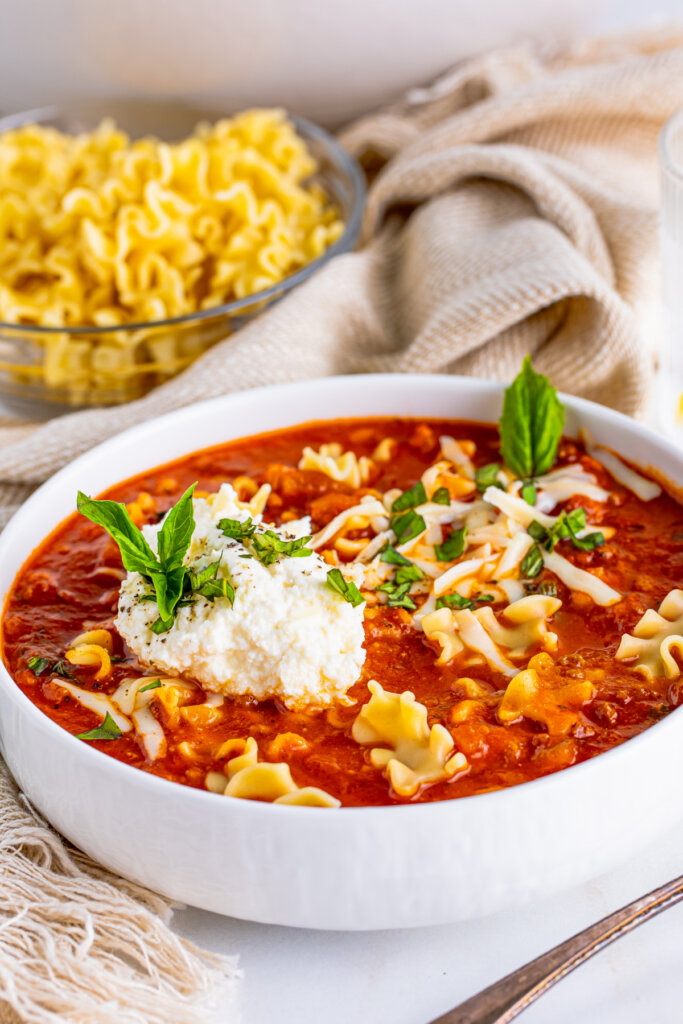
[0,100,366,418]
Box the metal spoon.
[429,874,683,1024]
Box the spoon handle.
[429,873,683,1024]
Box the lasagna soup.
[4,362,683,808]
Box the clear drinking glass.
[659,108,683,442]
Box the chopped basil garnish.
[376,551,423,610]
[221,516,313,567]
[76,712,122,741]
[251,530,312,567]
[499,356,565,479]
[326,568,364,607]
[391,481,427,512]
[526,507,604,555]
[151,617,174,635]
[52,660,76,680]
[393,562,424,585]
[475,463,503,493]
[431,486,451,506]
[218,517,257,541]
[28,656,78,679]
[521,543,544,578]
[434,527,467,562]
[380,545,412,567]
[375,579,417,610]
[528,519,548,543]
[138,679,162,693]
[435,592,494,611]
[391,509,426,545]
[27,656,50,675]
[571,531,605,551]
[521,482,536,506]
[189,560,235,604]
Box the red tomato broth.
[2,417,683,807]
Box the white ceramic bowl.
[0,374,681,931]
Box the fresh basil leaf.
[151,565,187,624]
[571,531,605,552]
[527,520,548,543]
[218,517,257,542]
[565,507,587,533]
[189,560,221,590]
[499,356,565,479]
[475,463,503,493]
[27,655,50,675]
[521,543,544,578]
[392,481,427,513]
[77,712,122,741]
[434,527,467,562]
[431,486,451,506]
[77,491,159,577]
[380,545,412,566]
[138,679,162,692]
[391,510,426,545]
[521,482,536,506]
[151,616,174,635]
[326,568,364,607]
[157,483,196,570]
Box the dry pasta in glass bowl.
[0,100,365,417]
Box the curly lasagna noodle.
[4,371,683,807]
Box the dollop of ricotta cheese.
[115,484,366,710]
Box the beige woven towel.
[0,28,682,1023]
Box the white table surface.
[174,815,683,1023]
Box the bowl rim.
[0,104,366,335]
[1,372,682,821]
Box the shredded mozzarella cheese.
[542,549,621,606]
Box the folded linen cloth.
[0,28,682,1023]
